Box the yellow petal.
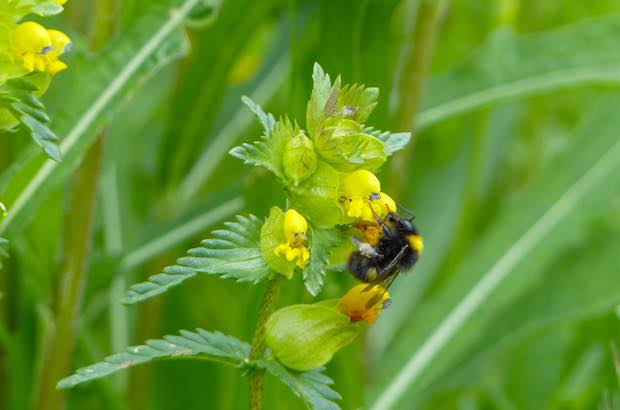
[22,53,35,72]
[347,196,364,218]
[340,170,381,200]
[274,243,289,257]
[337,284,390,325]
[283,209,308,243]
[295,246,310,268]
[33,56,46,71]
[46,60,67,74]
[285,247,298,261]
[47,29,72,59]
[13,22,51,54]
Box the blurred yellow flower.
[12,22,52,72]
[11,22,72,74]
[337,283,390,325]
[274,209,310,269]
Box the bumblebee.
[346,211,423,306]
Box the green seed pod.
[265,304,359,371]
[282,131,318,186]
[260,207,296,278]
[289,161,348,228]
[314,118,386,172]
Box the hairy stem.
[34,137,104,410]
[388,0,449,198]
[248,275,285,410]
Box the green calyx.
[260,207,297,278]
[265,303,360,371]
[282,131,318,185]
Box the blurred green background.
[1,0,620,409]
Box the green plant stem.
[34,137,104,410]
[388,0,449,198]
[248,275,285,410]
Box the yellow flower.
[11,22,72,75]
[52,0,68,4]
[274,209,310,269]
[337,283,390,325]
[340,169,381,220]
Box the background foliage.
[1,0,620,409]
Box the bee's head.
[385,212,400,225]
[399,217,418,235]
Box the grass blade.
[371,95,620,409]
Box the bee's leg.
[369,206,391,238]
[350,236,380,258]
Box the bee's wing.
[378,245,409,275]
[362,245,409,308]
[363,269,400,309]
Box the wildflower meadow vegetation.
[1,1,620,409]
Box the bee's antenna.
[396,203,416,219]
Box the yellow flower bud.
[337,284,390,325]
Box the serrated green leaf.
[337,83,378,123]
[123,214,271,304]
[364,126,411,156]
[303,228,348,296]
[418,17,620,130]
[370,95,620,410]
[229,117,297,182]
[306,63,379,139]
[307,62,335,138]
[259,358,342,410]
[0,79,61,161]
[57,328,250,389]
[241,95,275,134]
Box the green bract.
[315,118,386,171]
[282,131,318,185]
[288,161,347,228]
[265,304,360,371]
